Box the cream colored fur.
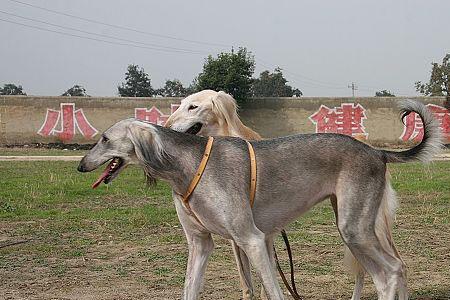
[165,90,261,140]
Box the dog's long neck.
[151,127,208,195]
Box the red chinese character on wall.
[309,103,368,138]
[135,104,179,126]
[171,104,180,114]
[400,104,450,142]
[37,103,98,141]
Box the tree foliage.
[118,64,154,97]
[195,47,255,102]
[156,79,188,97]
[0,83,26,95]
[62,85,89,96]
[375,89,395,97]
[252,67,302,97]
[415,54,450,96]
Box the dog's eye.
[188,105,198,111]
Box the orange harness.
[181,137,257,225]
[180,137,302,299]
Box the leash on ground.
[274,230,303,300]
[0,239,29,249]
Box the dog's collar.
[181,137,257,226]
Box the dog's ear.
[127,121,160,163]
[127,121,163,186]
[211,91,238,127]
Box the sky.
[0,0,449,97]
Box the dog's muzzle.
[185,123,203,135]
[77,163,87,172]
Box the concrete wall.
[0,95,449,146]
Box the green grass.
[0,162,175,226]
[0,160,449,299]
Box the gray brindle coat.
[78,100,442,300]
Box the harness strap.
[181,137,302,299]
[181,136,214,225]
[246,141,257,207]
[246,141,302,299]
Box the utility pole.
[348,82,358,97]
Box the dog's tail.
[382,99,443,163]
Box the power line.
[257,57,348,88]
[7,0,231,48]
[6,0,353,91]
[4,1,415,96]
[0,17,206,55]
[0,10,208,54]
[257,59,348,90]
[257,59,413,95]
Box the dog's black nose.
[77,164,86,172]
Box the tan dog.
[165,90,260,140]
[166,90,265,299]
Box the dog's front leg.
[183,231,214,300]
[231,240,254,300]
[174,197,214,300]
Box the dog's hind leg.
[231,240,254,300]
[397,273,408,300]
[331,195,366,300]
[347,249,365,300]
[336,180,407,300]
[234,228,284,300]
[259,235,276,300]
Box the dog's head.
[165,89,238,136]
[78,119,166,188]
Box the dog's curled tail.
[382,99,443,163]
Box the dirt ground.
[1,224,449,300]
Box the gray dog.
[78,100,442,300]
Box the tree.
[62,85,89,96]
[252,67,302,97]
[118,64,154,97]
[415,54,450,96]
[292,88,303,97]
[375,90,395,97]
[195,47,255,102]
[0,83,26,95]
[185,78,199,95]
[156,79,188,97]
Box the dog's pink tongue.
[92,162,112,189]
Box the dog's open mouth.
[185,122,203,135]
[92,157,124,189]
